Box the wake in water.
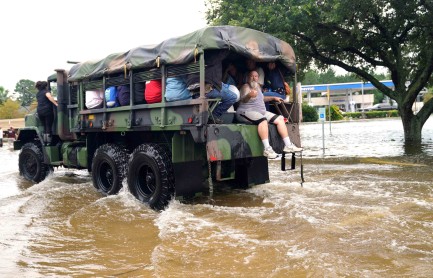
[1,117,432,277]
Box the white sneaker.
[263,146,278,159]
[283,145,303,153]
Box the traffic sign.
[318,107,326,121]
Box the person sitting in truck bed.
[262,62,287,111]
[263,62,286,100]
[236,70,303,159]
[223,62,243,89]
[242,59,265,88]
[185,50,237,124]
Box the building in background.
[301,80,395,112]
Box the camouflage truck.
[14,26,302,210]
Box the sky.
[0,0,207,94]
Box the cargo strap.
[194,48,199,63]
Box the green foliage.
[373,91,385,104]
[205,0,433,143]
[301,104,343,122]
[302,69,360,85]
[0,86,9,105]
[0,99,26,119]
[424,88,433,104]
[344,112,363,119]
[326,105,344,121]
[302,103,318,122]
[345,110,399,119]
[14,79,36,107]
[50,86,58,97]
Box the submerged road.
[0,117,432,277]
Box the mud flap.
[234,157,269,188]
[173,160,206,197]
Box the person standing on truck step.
[236,70,303,159]
[35,81,58,145]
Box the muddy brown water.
[1,117,432,277]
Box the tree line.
[0,79,38,119]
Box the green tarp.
[68,25,296,82]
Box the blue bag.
[165,77,191,102]
[105,86,119,107]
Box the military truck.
[14,26,302,210]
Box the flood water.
[1,117,432,277]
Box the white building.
[301,80,394,112]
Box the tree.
[0,86,9,105]
[14,79,36,107]
[327,105,344,121]
[0,99,25,119]
[205,0,433,144]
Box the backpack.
[165,77,191,102]
[145,80,162,104]
[85,89,104,109]
[117,85,130,106]
[105,86,119,107]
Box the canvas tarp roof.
[68,25,296,82]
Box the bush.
[366,110,399,118]
[344,112,362,119]
[326,105,344,121]
[301,106,399,123]
[344,110,399,119]
[302,104,319,122]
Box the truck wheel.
[18,143,51,183]
[127,143,174,210]
[91,144,129,195]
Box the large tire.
[18,142,51,183]
[91,144,129,195]
[127,143,174,210]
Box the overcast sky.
[0,0,207,93]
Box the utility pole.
[361,81,366,118]
[327,85,332,135]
